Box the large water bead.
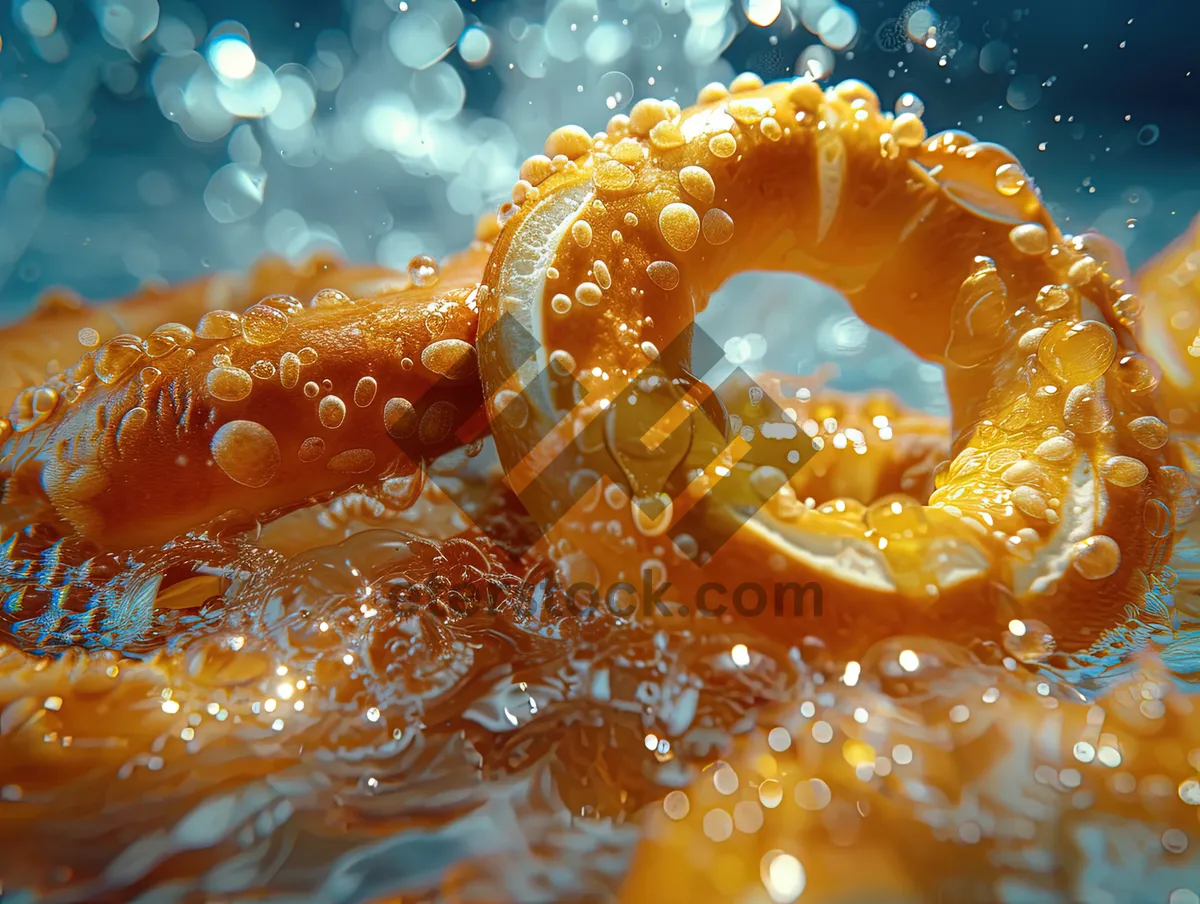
[544,124,592,160]
[891,113,926,148]
[241,303,290,346]
[679,165,715,204]
[1113,292,1143,324]
[206,366,254,402]
[1034,285,1074,314]
[1062,383,1113,434]
[210,420,281,488]
[1069,535,1121,580]
[318,395,347,429]
[94,335,146,384]
[144,322,194,357]
[1003,617,1058,663]
[1011,485,1050,519]
[659,203,701,252]
[1034,435,1075,461]
[420,339,477,380]
[1009,223,1050,256]
[1101,455,1149,487]
[1036,320,1117,384]
[196,309,241,340]
[1129,415,1169,449]
[1112,352,1161,394]
[995,162,1027,197]
[946,260,1010,367]
[593,160,636,192]
[628,98,669,136]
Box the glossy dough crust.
[0,73,1199,903]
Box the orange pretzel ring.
[478,74,1186,655]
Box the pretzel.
[0,72,1197,902]
[479,75,1183,653]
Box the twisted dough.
[1,246,489,549]
[478,74,1185,653]
[0,75,1189,661]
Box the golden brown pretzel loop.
[0,254,411,420]
[0,246,491,553]
[478,75,1180,653]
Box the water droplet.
[707,132,737,159]
[646,260,680,290]
[549,349,576,376]
[995,163,1027,196]
[419,400,458,445]
[797,45,834,80]
[298,436,325,462]
[143,322,194,357]
[1070,535,1121,580]
[895,92,925,117]
[354,376,378,407]
[408,254,440,287]
[241,304,289,346]
[1009,223,1050,255]
[1035,284,1072,312]
[593,159,635,191]
[206,366,254,402]
[249,359,276,380]
[279,352,301,389]
[211,420,280,488]
[1063,383,1113,434]
[597,70,635,112]
[571,220,593,247]
[575,282,603,306]
[420,339,476,379]
[1101,455,1148,487]
[1129,415,1168,449]
[1113,352,1160,394]
[1003,618,1055,662]
[327,448,376,474]
[93,335,145,384]
[383,397,418,438]
[659,203,700,252]
[1145,499,1173,539]
[702,208,735,245]
[1037,320,1116,383]
[310,288,352,307]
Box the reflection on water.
[3,461,1200,902]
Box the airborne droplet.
[408,254,440,288]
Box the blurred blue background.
[1,0,1197,415]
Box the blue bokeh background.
[1,0,1197,414]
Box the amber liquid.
[1,442,1198,904]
